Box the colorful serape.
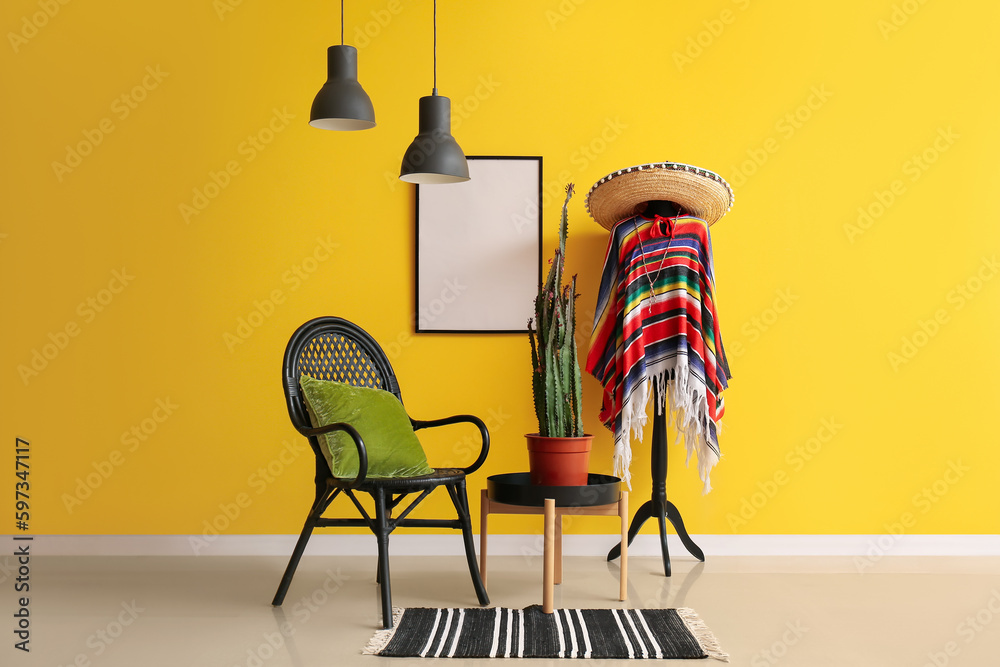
[586,215,731,492]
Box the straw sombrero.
[586,162,734,231]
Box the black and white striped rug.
[364,605,728,661]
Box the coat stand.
[607,383,704,576]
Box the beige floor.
[7,554,1000,666]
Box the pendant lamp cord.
[432,0,438,94]
[340,0,344,45]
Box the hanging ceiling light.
[399,0,469,184]
[309,0,375,131]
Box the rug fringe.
[676,607,730,662]
[361,607,406,655]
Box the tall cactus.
[529,184,585,437]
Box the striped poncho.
[585,215,731,493]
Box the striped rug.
[364,605,728,661]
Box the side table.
[479,473,628,613]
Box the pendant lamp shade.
[309,45,375,131]
[400,94,469,184]
[399,0,468,184]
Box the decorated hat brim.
[586,162,734,231]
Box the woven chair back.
[282,317,401,434]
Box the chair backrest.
[282,317,402,434]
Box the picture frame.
[415,156,542,333]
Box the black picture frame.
[415,156,543,333]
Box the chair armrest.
[299,422,368,488]
[410,415,490,476]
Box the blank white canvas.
[417,157,540,332]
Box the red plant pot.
[526,433,594,486]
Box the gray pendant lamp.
[399,0,469,184]
[309,1,375,131]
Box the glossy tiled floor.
[5,554,1000,666]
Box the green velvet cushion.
[298,374,434,479]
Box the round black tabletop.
[486,473,622,507]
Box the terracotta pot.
[526,433,593,486]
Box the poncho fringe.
[617,362,720,493]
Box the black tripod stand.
[607,383,704,576]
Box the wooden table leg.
[619,491,628,602]
[554,509,563,585]
[480,489,489,591]
[543,498,555,614]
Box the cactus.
[529,184,585,437]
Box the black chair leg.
[272,515,317,606]
[273,484,338,606]
[449,481,490,606]
[374,488,394,629]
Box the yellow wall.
[3,0,999,538]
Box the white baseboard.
[15,534,1000,557]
